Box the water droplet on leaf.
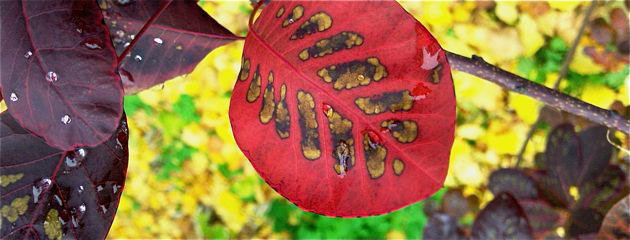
[46,71,58,82]
[83,38,102,50]
[54,195,63,205]
[153,37,163,45]
[115,30,125,38]
[115,0,131,5]
[78,185,84,194]
[78,204,86,213]
[10,92,18,102]
[61,115,71,125]
[134,55,142,62]
[24,51,32,59]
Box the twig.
[445,51,630,135]
[514,0,597,166]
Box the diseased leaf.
[598,195,630,239]
[100,0,240,94]
[423,213,465,240]
[488,168,539,199]
[471,192,532,240]
[0,111,128,239]
[0,0,123,151]
[230,1,455,216]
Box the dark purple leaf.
[0,111,128,239]
[545,124,581,186]
[598,195,630,239]
[518,200,564,238]
[488,168,539,199]
[99,0,240,94]
[576,126,613,184]
[471,192,532,240]
[0,0,123,151]
[442,189,471,219]
[567,208,604,237]
[423,213,466,240]
[577,165,628,214]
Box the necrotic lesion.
[297,90,321,160]
[324,106,355,175]
[290,12,332,39]
[299,32,363,61]
[275,84,290,139]
[317,57,387,90]
[354,90,413,115]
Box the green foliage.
[155,142,197,180]
[173,94,201,124]
[266,189,446,239]
[123,95,153,116]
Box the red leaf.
[230,1,455,216]
[100,0,240,94]
[0,110,128,239]
[0,0,123,150]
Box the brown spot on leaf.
[324,106,355,175]
[382,120,418,143]
[363,132,387,179]
[291,12,332,39]
[282,5,304,27]
[246,65,261,102]
[430,64,443,84]
[297,90,321,160]
[355,90,414,115]
[260,71,276,124]
[238,58,250,81]
[393,159,404,176]
[299,32,363,61]
[275,84,290,139]
[276,7,285,18]
[317,57,387,90]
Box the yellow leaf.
[581,84,616,108]
[495,2,519,25]
[548,1,582,11]
[181,124,208,149]
[569,46,604,74]
[509,92,541,124]
[517,14,545,57]
[457,124,484,140]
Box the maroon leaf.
[488,168,539,199]
[598,195,630,239]
[518,200,564,238]
[471,192,532,240]
[442,189,471,219]
[99,0,240,94]
[0,0,123,151]
[423,213,466,240]
[567,208,604,237]
[0,111,128,239]
[577,165,628,215]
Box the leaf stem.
[117,0,174,65]
[445,51,630,135]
